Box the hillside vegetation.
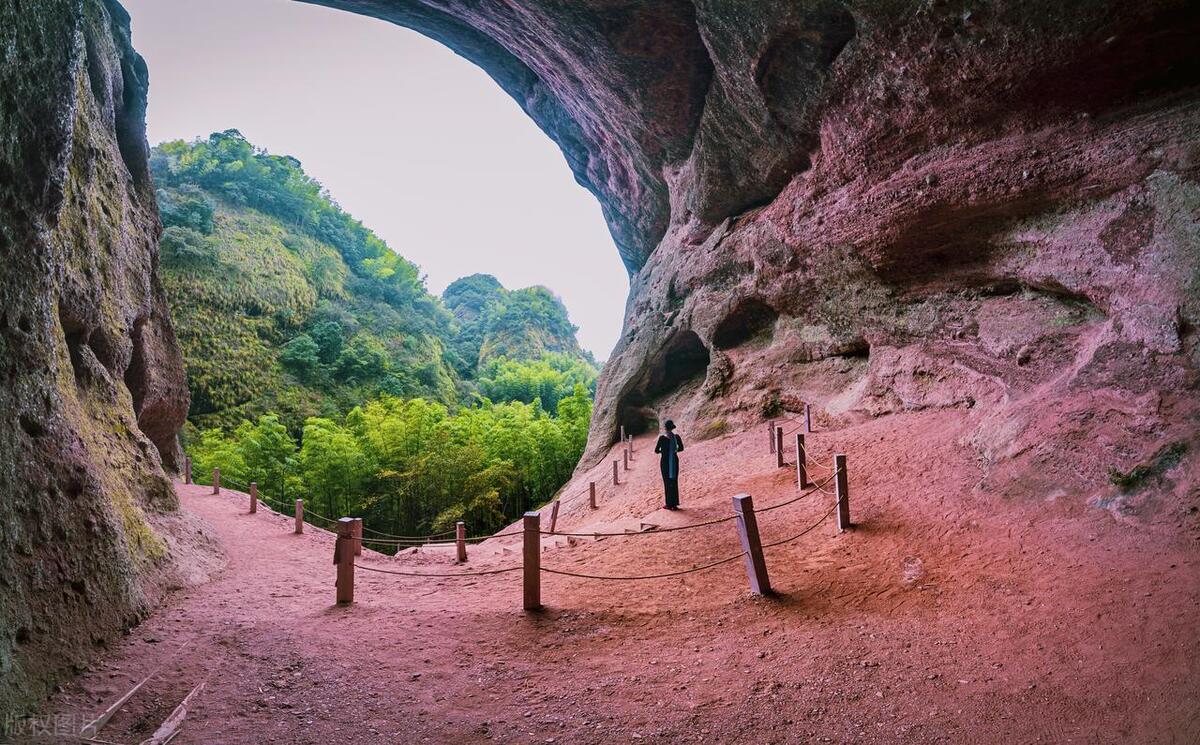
[153,130,600,534]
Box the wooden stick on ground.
[140,678,208,745]
[80,638,194,738]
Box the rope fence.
[354,563,521,578]
[760,499,840,549]
[539,551,747,581]
[188,417,857,609]
[333,452,854,607]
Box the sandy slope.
[40,410,1200,743]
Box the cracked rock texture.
[311,0,1200,512]
[0,0,198,717]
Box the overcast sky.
[121,0,628,359]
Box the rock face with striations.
[312,0,1200,506]
[0,0,197,716]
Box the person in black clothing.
[655,419,684,510]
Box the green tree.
[188,428,247,487]
[299,418,368,519]
[336,335,389,382]
[280,334,320,380]
[478,353,597,411]
[232,415,298,500]
[308,320,344,364]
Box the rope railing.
[779,419,808,437]
[755,470,838,514]
[361,525,454,540]
[353,562,521,578]
[760,500,840,549]
[540,551,746,581]
[806,458,834,474]
[299,508,340,526]
[536,495,841,583]
[539,468,839,538]
[358,528,522,547]
[195,436,858,609]
[202,470,475,541]
[539,512,737,538]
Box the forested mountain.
[443,273,595,371]
[151,131,596,434]
[152,131,600,537]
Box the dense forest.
[154,130,599,537]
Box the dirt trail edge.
[40,411,1200,744]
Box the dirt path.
[42,411,1200,743]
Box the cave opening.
[122,0,629,367]
[711,297,779,350]
[616,330,711,439]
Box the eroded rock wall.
[0,0,193,716]
[311,0,1200,511]
[3,0,1197,715]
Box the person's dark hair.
[664,419,676,431]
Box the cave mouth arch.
[615,329,711,438]
[711,297,779,350]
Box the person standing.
[655,420,684,510]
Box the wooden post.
[456,521,467,563]
[775,427,785,468]
[732,494,771,595]
[588,481,597,509]
[627,434,634,460]
[294,499,304,534]
[804,403,813,433]
[767,420,776,453]
[212,468,220,495]
[835,454,851,532]
[795,434,808,489]
[623,449,629,471]
[612,460,619,486]
[549,500,560,533]
[335,517,355,605]
[249,482,258,514]
[523,511,541,610]
[352,517,363,556]
[184,457,192,485]
[620,424,626,444]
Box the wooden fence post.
[767,420,776,453]
[352,517,363,556]
[549,500,560,533]
[804,403,813,433]
[456,521,467,563]
[589,481,597,509]
[795,434,808,489]
[626,434,634,460]
[620,424,626,444]
[523,511,541,611]
[775,427,785,468]
[335,517,355,605]
[294,499,304,534]
[612,460,619,486]
[732,494,771,595]
[212,468,220,495]
[249,482,258,514]
[835,454,851,532]
[623,449,629,471]
[184,457,192,485]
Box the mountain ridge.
[151,130,595,433]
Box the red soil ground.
[41,410,1200,743]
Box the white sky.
[122,0,628,359]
